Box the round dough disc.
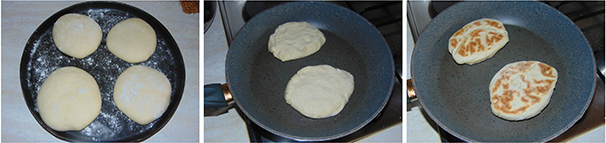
[449,18,509,65]
[107,18,157,63]
[37,66,101,131]
[268,21,326,62]
[52,13,102,59]
[285,65,354,118]
[114,65,171,125]
[489,61,558,121]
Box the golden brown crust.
[449,18,509,65]
[490,61,557,117]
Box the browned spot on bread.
[486,31,504,46]
[469,29,484,38]
[457,29,486,57]
[493,90,529,114]
[538,63,556,78]
[457,38,469,57]
[454,28,465,37]
[510,61,535,72]
[450,39,458,48]
[524,79,555,97]
[520,95,540,105]
[484,19,503,29]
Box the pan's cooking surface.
[226,2,394,141]
[412,1,595,142]
[435,25,565,141]
[248,29,368,136]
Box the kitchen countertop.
[1,1,199,142]
[203,5,402,142]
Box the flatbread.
[489,61,558,121]
[107,18,157,63]
[285,65,354,118]
[37,67,101,131]
[268,21,326,62]
[449,18,509,65]
[113,65,171,125]
[52,13,102,59]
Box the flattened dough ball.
[490,61,558,121]
[37,67,101,131]
[52,13,102,59]
[285,65,354,118]
[107,18,157,63]
[269,22,326,62]
[449,18,509,65]
[114,65,171,125]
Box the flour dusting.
[23,6,182,141]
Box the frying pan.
[411,1,596,142]
[20,1,185,141]
[206,2,394,141]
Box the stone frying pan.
[411,1,596,142]
[212,2,394,141]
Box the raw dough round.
[268,21,326,62]
[107,18,157,63]
[285,65,354,118]
[113,65,171,125]
[52,13,102,59]
[37,66,101,131]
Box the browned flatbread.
[449,18,509,65]
[489,61,558,121]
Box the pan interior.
[250,29,369,137]
[226,2,394,141]
[436,25,565,141]
[412,1,595,142]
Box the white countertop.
[203,5,402,142]
[1,1,199,142]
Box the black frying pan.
[20,1,185,141]
[206,2,394,141]
[411,1,596,142]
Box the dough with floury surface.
[268,22,326,62]
[285,65,354,118]
[52,13,102,59]
[113,65,171,125]
[490,61,558,121]
[449,18,509,65]
[37,66,101,131]
[107,18,157,63]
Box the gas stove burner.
[242,2,283,22]
[428,1,460,18]
[546,1,605,79]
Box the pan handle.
[407,79,417,102]
[204,83,234,116]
